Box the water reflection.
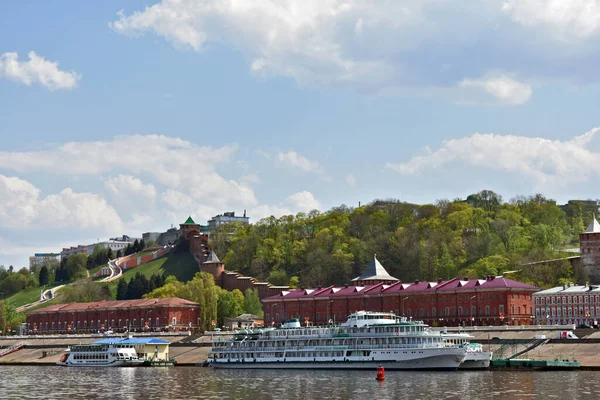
[0,366,596,400]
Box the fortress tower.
[202,251,225,286]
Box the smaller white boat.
[57,343,144,367]
[442,332,492,370]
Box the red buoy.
[376,365,385,381]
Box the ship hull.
[211,348,465,371]
[459,351,492,370]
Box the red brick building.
[25,297,200,334]
[263,256,539,327]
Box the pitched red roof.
[262,276,539,302]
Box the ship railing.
[266,332,431,340]
[216,343,447,352]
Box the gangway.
[0,342,27,358]
[492,338,549,361]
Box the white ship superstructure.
[210,311,466,370]
[57,343,144,367]
[442,332,492,369]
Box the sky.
[2,0,600,267]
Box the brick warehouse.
[263,256,540,327]
[25,298,200,334]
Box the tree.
[66,254,88,281]
[216,288,239,326]
[60,281,112,303]
[38,266,49,287]
[267,269,288,286]
[116,249,123,258]
[116,278,128,300]
[144,275,185,299]
[244,288,263,316]
[200,272,218,331]
[231,289,245,317]
[0,301,6,335]
[288,276,300,289]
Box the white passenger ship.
[210,311,467,370]
[57,343,145,367]
[442,332,492,369]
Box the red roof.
[262,276,539,302]
[27,297,199,314]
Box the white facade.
[62,235,140,258]
[29,253,61,269]
[207,211,249,231]
[532,284,600,326]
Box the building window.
[485,306,490,316]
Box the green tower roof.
[183,216,196,225]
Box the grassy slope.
[105,251,199,298]
[4,283,63,309]
[88,263,107,277]
[15,251,200,313]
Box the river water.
[0,366,597,399]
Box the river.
[0,366,597,399]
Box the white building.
[533,283,600,326]
[29,253,61,269]
[207,211,249,232]
[61,235,140,259]
[87,235,140,255]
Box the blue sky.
[2,0,600,267]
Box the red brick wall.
[264,289,535,326]
[26,303,200,334]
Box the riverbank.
[4,328,600,368]
[0,333,216,366]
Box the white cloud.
[458,74,532,105]
[0,175,40,227]
[386,127,600,187]
[285,191,321,211]
[240,174,261,184]
[108,1,500,96]
[105,175,157,201]
[0,135,258,240]
[0,174,122,232]
[0,51,80,90]
[0,135,254,207]
[251,190,321,220]
[276,151,323,174]
[345,174,357,187]
[502,0,600,38]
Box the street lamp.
[146,310,152,331]
[328,301,334,325]
[470,295,476,327]
[272,304,278,326]
[402,297,409,317]
[106,311,115,332]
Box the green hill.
[106,251,199,297]
[12,252,200,312]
